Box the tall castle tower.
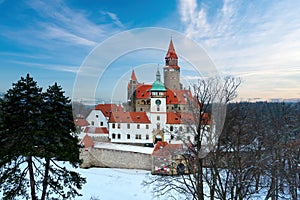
[127,69,139,111]
[163,39,182,90]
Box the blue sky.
[1,0,300,102]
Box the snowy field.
[77,168,155,200]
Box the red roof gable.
[79,134,94,148]
[84,127,109,134]
[152,141,169,154]
[109,112,151,123]
[152,142,184,156]
[94,104,123,117]
[74,118,89,127]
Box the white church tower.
[150,69,167,143]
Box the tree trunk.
[197,158,204,200]
[41,158,50,200]
[27,156,37,200]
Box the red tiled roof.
[152,141,168,153]
[131,69,137,81]
[166,89,192,105]
[165,39,178,59]
[152,142,184,156]
[167,112,194,124]
[94,104,123,117]
[135,85,192,105]
[167,112,211,125]
[135,84,152,99]
[84,127,109,134]
[74,118,89,127]
[79,134,94,148]
[109,112,151,123]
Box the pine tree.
[0,74,85,199]
[40,82,85,200]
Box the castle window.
[157,106,160,111]
[100,121,103,126]
[157,116,160,121]
[157,124,160,130]
[137,124,140,129]
[170,126,174,132]
[146,124,149,129]
[127,123,130,129]
[117,134,121,139]
[91,121,94,126]
[179,126,183,131]
[112,123,115,129]
[127,134,130,139]
[96,115,99,118]
[135,134,141,139]
[112,133,116,139]
[140,108,143,111]
[146,134,149,140]
[117,123,121,129]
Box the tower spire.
[131,69,137,81]
[165,38,178,66]
[156,67,161,82]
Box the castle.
[78,39,210,145]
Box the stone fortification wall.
[80,147,152,170]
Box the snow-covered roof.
[94,142,153,154]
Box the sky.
[1,0,300,102]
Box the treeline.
[205,101,300,200]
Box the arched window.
[117,134,121,139]
[112,133,116,139]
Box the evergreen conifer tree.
[0,74,85,200]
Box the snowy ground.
[77,168,155,200]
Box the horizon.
[1,0,300,102]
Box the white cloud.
[178,0,300,100]
[102,11,125,28]
[44,25,97,46]
[9,60,79,74]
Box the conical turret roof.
[165,38,178,59]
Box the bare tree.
[144,76,241,200]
